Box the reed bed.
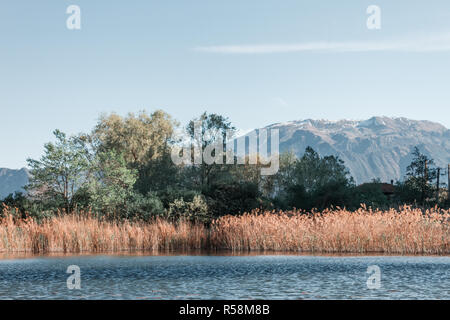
[0,207,208,254]
[0,206,449,254]
[211,206,450,254]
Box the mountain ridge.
[0,168,30,200]
[259,116,450,184]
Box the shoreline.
[1,250,449,261]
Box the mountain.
[0,168,30,200]
[258,116,450,184]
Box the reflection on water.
[0,254,448,300]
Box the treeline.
[2,110,449,221]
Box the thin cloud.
[194,33,450,54]
[273,97,289,107]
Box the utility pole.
[448,164,450,202]
[422,160,428,202]
[436,167,440,202]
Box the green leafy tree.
[355,179,389,209]
[91,110,179,196]
[285,147,355,210]
[186,112,236,188]
[396,146,438,204]
[87,150,138,217]
[203,181,266,217]
[92,110,178,167]
[124,192,165,221]
[134,152,181,195]
[26,130,90,212]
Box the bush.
[354,181,389,209]
[1,192,67,220]
[157,187,201,209]
[203,182,264,217]
[120,192,165,221]
[166,195,211,223]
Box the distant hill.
[0,168,30,199]
[252,116,450,184]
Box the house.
[380,181,395,196]
[357,180,396,198]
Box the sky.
[1,0,450,168]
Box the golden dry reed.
[0,207,207,254]
[0,206,449,254]
[211,206,450,254]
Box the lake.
[0,254,448,299]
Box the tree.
[293,147,352,192]
[86,150,138,217]
[228,152,291,199]
[85,150,165,220]
[272,151,297,193]
[26,130,90,212]
[404,146,437,203]
[134,151,181,195]
[203,181,264,217]
[284,147,354,210]
[186,112,236,188]
[394,146,438,205]
[91,110,180,196]
[355,179,389,209]
[1,192,30,218]
[92,110,178,167]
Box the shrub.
[157,188,201,209]
[120,192,165,221]
[203,182,263,217]
[167,195,211,223]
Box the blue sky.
[1,0,450,168]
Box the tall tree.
[92,110,178,167]
[285,147,354,210]
[86,150,138,217]
[26,130,90,212]
[186,112,236,188]
[91,110,179,194]
[262,151,297,198]
[404,146,437,203]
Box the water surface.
[0,254,448,299]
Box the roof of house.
[357,182,396,195]
[380,183,395,195]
